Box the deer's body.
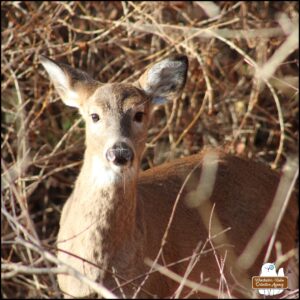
[41,55,297,298]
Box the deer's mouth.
[91,154,137,187]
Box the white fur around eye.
[89,121,102,136]
[133,120,144,131]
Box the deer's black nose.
[106,142,134,166]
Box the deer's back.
[137,150,297,297]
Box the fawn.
[41,55,297,298]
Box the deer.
[40,54,298,299]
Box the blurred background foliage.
[1,1,298,298]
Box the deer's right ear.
[40,56,97,108]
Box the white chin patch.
[92,156,136,187]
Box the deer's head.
[41,55,188,184]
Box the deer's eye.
[91,113,100,123]
[134,112,144,123]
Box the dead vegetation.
[1,1,298,298]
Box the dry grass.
[1,1,298,298]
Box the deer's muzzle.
[106,142,134,166]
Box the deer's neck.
[73,153,141,257]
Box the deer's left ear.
[137,55,188,104]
